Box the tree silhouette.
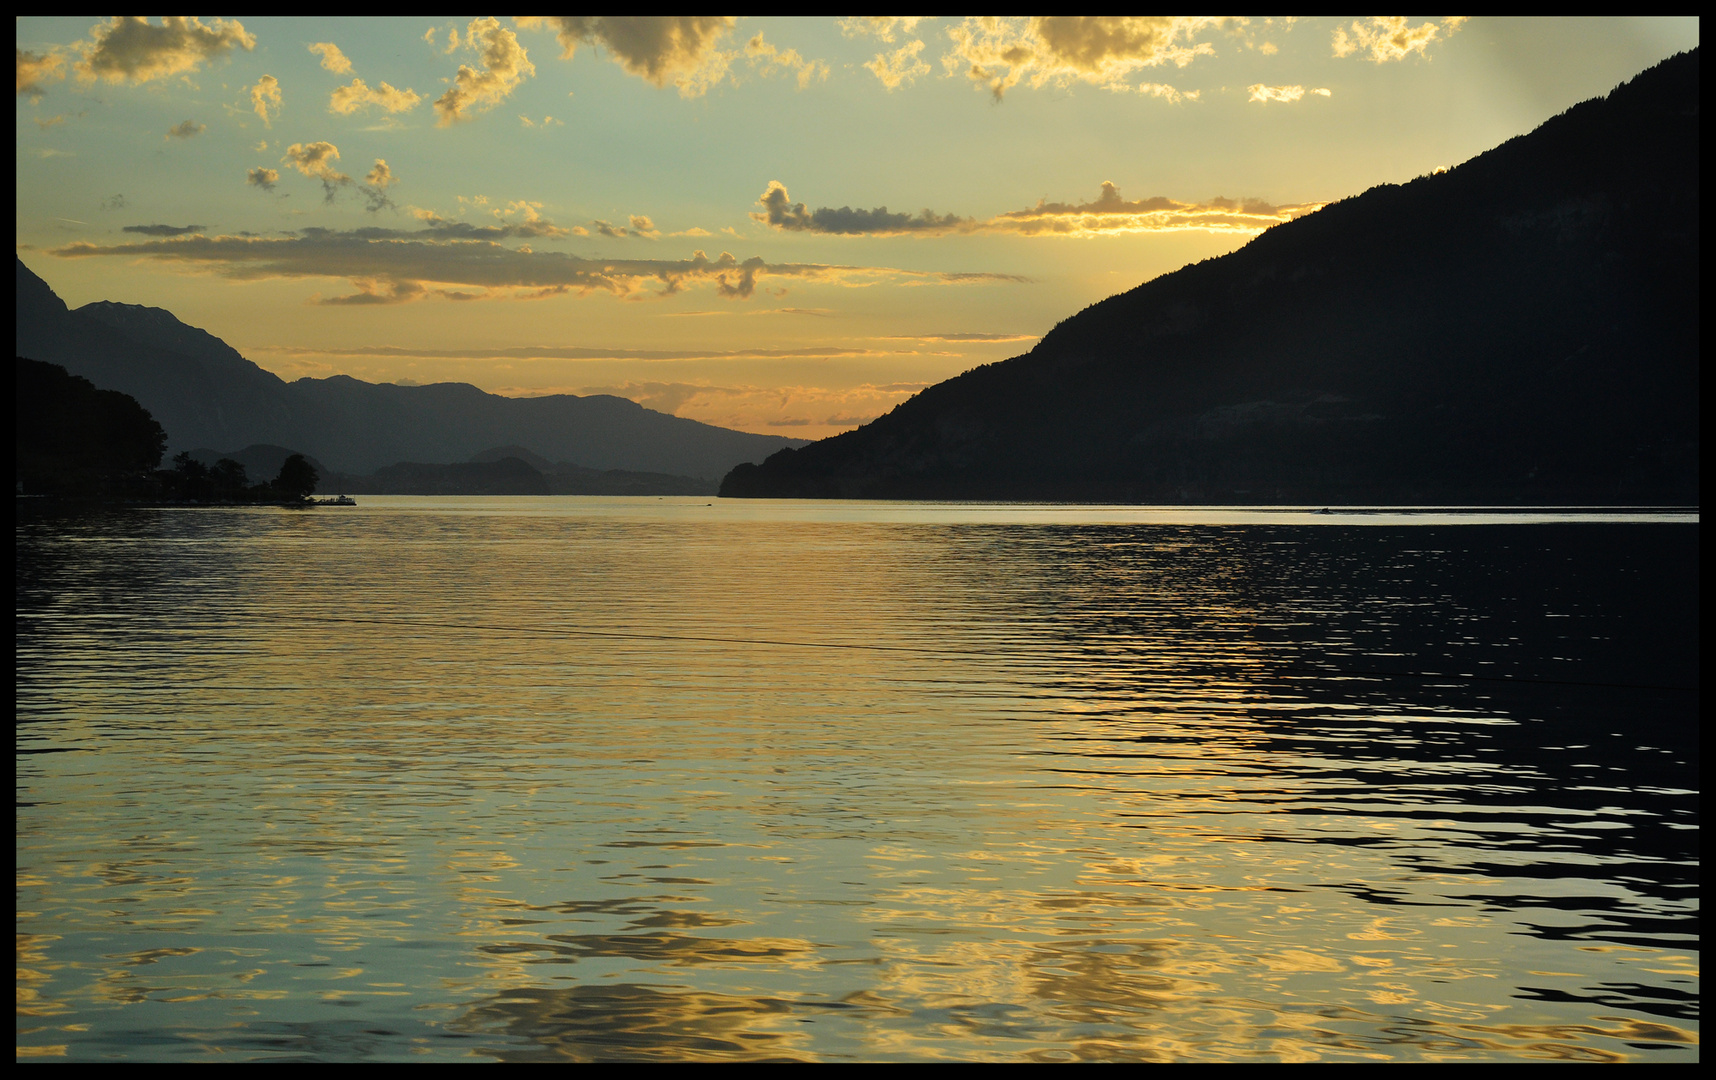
[273,453,318,498]
[16,356,167,496]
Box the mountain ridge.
[722,49,1699,504]
[15,260,807,478]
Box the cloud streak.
[754,180,1325,238]
[753,181,972,236]
[48,230,1028,305]
[122,223,204,237]
[1247,83,1331,104]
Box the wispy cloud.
[864,39,930,90]
[1247,83,1331,104]
[165,118,205,139]
[838,17,929,43]
[1332,16,1467,63]
[745,32,829,89]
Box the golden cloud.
[307,42,352,75]
[165,119,205,140]
[487,200,568,239]
[864,40,930,90]
[73,17,255,85]
[519,16,736,98]
[281,141,351,201]
[943,16,1231,100]
[992,182,1325,236]
[246,166,279,191]
[365,159,395,189]
[1246,83,1331,104]
[249,74,282,126]
[47,231,1026,305]
[1122,81,1195,103]
[331,77,423,115]
[1331,16,1467,63]
[434,17,535,125]
[17,48,68,97]
[745,33,829,90]
[838,17,929,43]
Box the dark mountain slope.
[724,50,1699,503]
[17,264,302,454]
[16,259,807,478]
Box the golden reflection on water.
[15,500,1700,1061]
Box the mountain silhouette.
[723,50,1699,504]
[15,260,807,480]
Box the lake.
[15,498,1700,1061]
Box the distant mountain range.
[184,443,717,496]
[724,50,1700,504]
[15,260,806,480]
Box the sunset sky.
[15,16,1700,439]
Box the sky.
[15,17,1701,440]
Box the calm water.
[16,498,1699,1062]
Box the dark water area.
[15,499,1699,1061]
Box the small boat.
[311,495,357,506]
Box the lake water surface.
[16,498,1699,1061]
